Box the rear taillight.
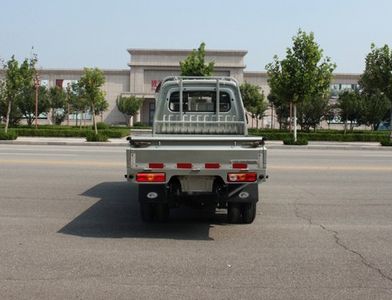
[136,173,166,182]
[227,173,257,182]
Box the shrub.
[100,129,123,138]
[132,122,148,128]
[85,132,108,142]
[380,139,392,146]
[283,136,308,145]
[95,122,110,130]
[250,129,389,142]
[12,128,127,138]
[0,130,18,140]
[14,128,87,137]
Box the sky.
[1,0,391,73]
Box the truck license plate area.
[178,176,214,193]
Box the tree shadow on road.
[58,181,227,241]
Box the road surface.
[0,144,392,299]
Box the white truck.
[126,76,267,224]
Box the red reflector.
[136,173,165,182]
[177,163,192,169]
[233,163,248,169]
[205,163,220,169]
[227,173,257,182]
[149,163,164,169]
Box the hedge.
[283,136,308,145]
[86,132,108,142]
[12,128,125,138]
[0,130,18,140]
[380,139,392,146]
[249,129,390,142]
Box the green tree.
[95,95,109,122]
[68,82,86,127]
[15,56,50,126]
[116,95,143,126]
[2,56,23,133]
[298,95,330,132]
[359,43,392,139]
[358,91,390,131]
[78,68,107,134]
[240,82,268,128]
[266,29,336,141]
[0,80,6,124]
[267,93,290,130]
[18,85,49,126]
[65,83,73,126]
[324,103,337,130]
[337,90,362,133]
[180,42,214,76]
[48,86,67,125]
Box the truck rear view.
[126,76,267,224]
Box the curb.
[0,140,128,147]
[1,139,392,151]
[267,145,392,151]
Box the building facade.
[1,48,361,127]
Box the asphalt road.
[0,144,392,299]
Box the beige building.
[1,48,361,127]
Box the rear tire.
[228,203,242,224]
[242,202,256,224]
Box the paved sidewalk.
[1,136,392,150]
[0,136,128,146]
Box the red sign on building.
[151,80,161,92]
[55,79,64,88]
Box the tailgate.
[126,142,267,184]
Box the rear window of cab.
[169,90,231,112]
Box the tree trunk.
[289,102,293,132]
[293,103,297,142]
[344,117,347,134]
[5,99,12,134]
[92,104,97,135]
[67,104,70,126]
[390,102,392,141]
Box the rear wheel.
[227,203,242,224]
[242,202,256,224]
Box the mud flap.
[138,184,167,203]
[227,183,259,203]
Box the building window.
[149,102,155,126]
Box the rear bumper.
[137,182,259,205]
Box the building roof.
[127,48,248,56]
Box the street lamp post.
[34,73,40,129]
